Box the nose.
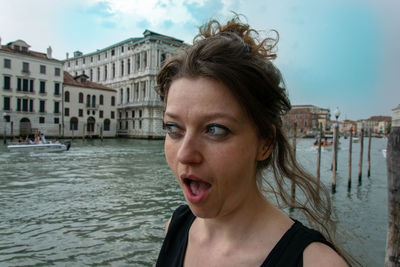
[177,132,203,165]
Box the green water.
[0,138,388,266]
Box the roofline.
[64,29,186,61]
[0,47,63,63]
[63,83,117,92]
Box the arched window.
[104,119,110,131]
[86,94,91,107]
[126,87,130,102]
[79,93,84,103]
[100,95,104,105]
[92,95,96,108]
[65,91,70,102]
[70,117,78,131]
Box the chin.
[186,201,218,219]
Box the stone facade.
[63,72,117,138]
[63,30,187,138]
[357,115,392,136]
[0,39,64,137]
[283,105,331,136]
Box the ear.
[257,138,274,161]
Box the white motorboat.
[382,149,387,158]
[7,142,71,153]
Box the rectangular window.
[55,68,61,76]
[29,79,34,92]
[3,76,11,90]
[4,59,11,69]
[23,79,29,91]
[17,99,21,111]
[22,99,28,112]
[100,110,103,118]
[39,117,45,124]
[17,78,21,91]
[40,81,46,93]
[39,100,45,113]
[54,117,59,124]
[65,108,70,116]
[54,83,60,96]
[22,62,29,73]
[79,109,83,117]
[3,97,10,111]
[29,99,33,112]
[111,111,115,119]
[54,101,59,114]
[40,65,46,74]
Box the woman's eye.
[164,122,183,138]
[206,124,231,137]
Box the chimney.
[0,36,2,49]
[66,52,69,59]
[47,46,52,59]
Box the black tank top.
[156,205,335,267]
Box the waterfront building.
[63,72,117,138]
[0,39,64,137]
[63,30,187,139]
[283,105,331,136]
[356,116,391,136]
[339,120,357,136]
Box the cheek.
[164,140,177,172]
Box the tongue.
[189,180,210,196]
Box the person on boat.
[40,132,47,144]
[28,136,35,144]
[155,16,352,266]
[34,134,41,144]
[18,136,24,143]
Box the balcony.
[86,104,100,110]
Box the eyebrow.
[164,111,240,123]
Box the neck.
[196,191,280,244]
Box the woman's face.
[164,77,269,218]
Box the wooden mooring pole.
[291,122,297,207]
[367,129,372,177]
[385,104,400,266]
[316,124,322,191]
[332,123,338,192]
[358,128,364,183]
[348,128,353,189]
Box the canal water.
[0,137,388,266]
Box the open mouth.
[183,178,212,196]
[182,177,211,204]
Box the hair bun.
[194,15,279,60]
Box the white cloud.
[95,0,201,27]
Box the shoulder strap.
[156,205,195,267]
[262,220,335,267]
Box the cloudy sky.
[1,0,399,120]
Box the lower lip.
[184,182,210,204]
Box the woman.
[156,16,351,266]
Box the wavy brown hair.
[156,15,354,265]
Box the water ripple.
[0,138,387,266]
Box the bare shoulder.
[164,216,172,235]
[303,242,348,267]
